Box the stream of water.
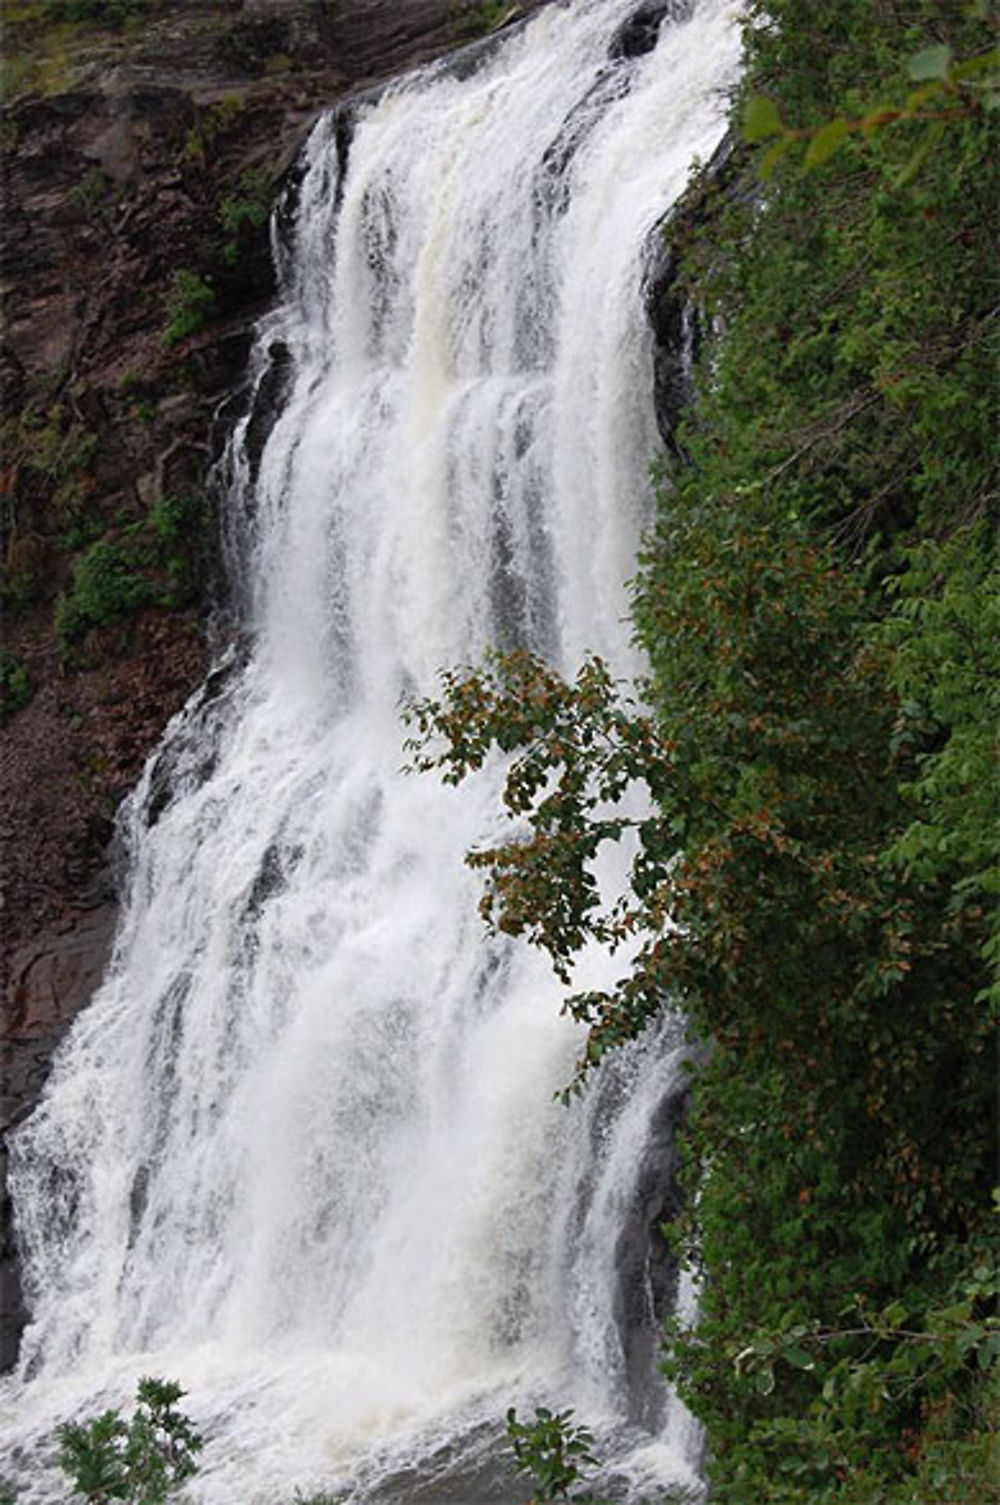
[1,3,740,1497]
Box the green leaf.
[905,83,942,110]
[755,1364,776,1395]
[759,137,794,179]
[950,47,1000,81]
[892,123,945,189]
[783,1344,816,1371]
[744,95,784,143]
[906,44,952,81]
[803,118,850,168]
[979,1333,1000,1365]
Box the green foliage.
[116,370,158,424]
[0,0,154,100]
[882,524,1000,1009]
[0,650,31,721]
[0,0,159,98]
[1,407,97,509]
[55,536,155,641]
[70,165,112,219]
[218,165,274,265]
[146,490,200,548]
[408,650,686,1088]
[150,490,212,598]
[0,51,33,100]
[413,3,997,1497]
[644,4,995,1475]
[1,405,98,607]
[55,492,208,646]
[182,92,246,166]
[57,1376,202,1504]
[450,0,522,40]
[668,1255,1000,1501]
[505,1406,600,1502]
[162,270,214,348]
[743,38,1000,179]
[38,0,148,26]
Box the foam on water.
[1,2,740,1497]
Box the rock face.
[1,907,116,1368]
[0,0,551,1370]
[644,130,740,463]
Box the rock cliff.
[0,0,549,1369]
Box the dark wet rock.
[243,339,295,485]
[644,232,699,464]
[609,1,689,61]
[141,641,250,831]
[644,131,741,461]
[0,904,117,1369]
[2,906,117,1065]
[613,1078,690,1429]
[0,1146,30,1373]
[273,140,315,261]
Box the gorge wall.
[0,0,552,1369]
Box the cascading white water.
[1,2,739,1498]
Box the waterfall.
[0,2,739,1499]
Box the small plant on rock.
[57,1375,202,1504]
[0,651,31,721]
[162,270,214,347]
[506,1405,600,1502]
[55,536,154,643]
[218,165,274,264]
[451,1,521,40]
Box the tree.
[57,1377,203,1505]
[409,6,997,1493]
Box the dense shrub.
[412,3,998,1496]
[162,270,215,348]
[55,493,209,647]
[57,1376,202,1504]
[0,651,31,721]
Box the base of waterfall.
[2,1345,704,1502]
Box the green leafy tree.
[505,1406,600,1502]
[57,1376,203,1504]
[410,5,997,1496]
[55,537,156,642]
[162,270,215,348]
[744,36,1000,180]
